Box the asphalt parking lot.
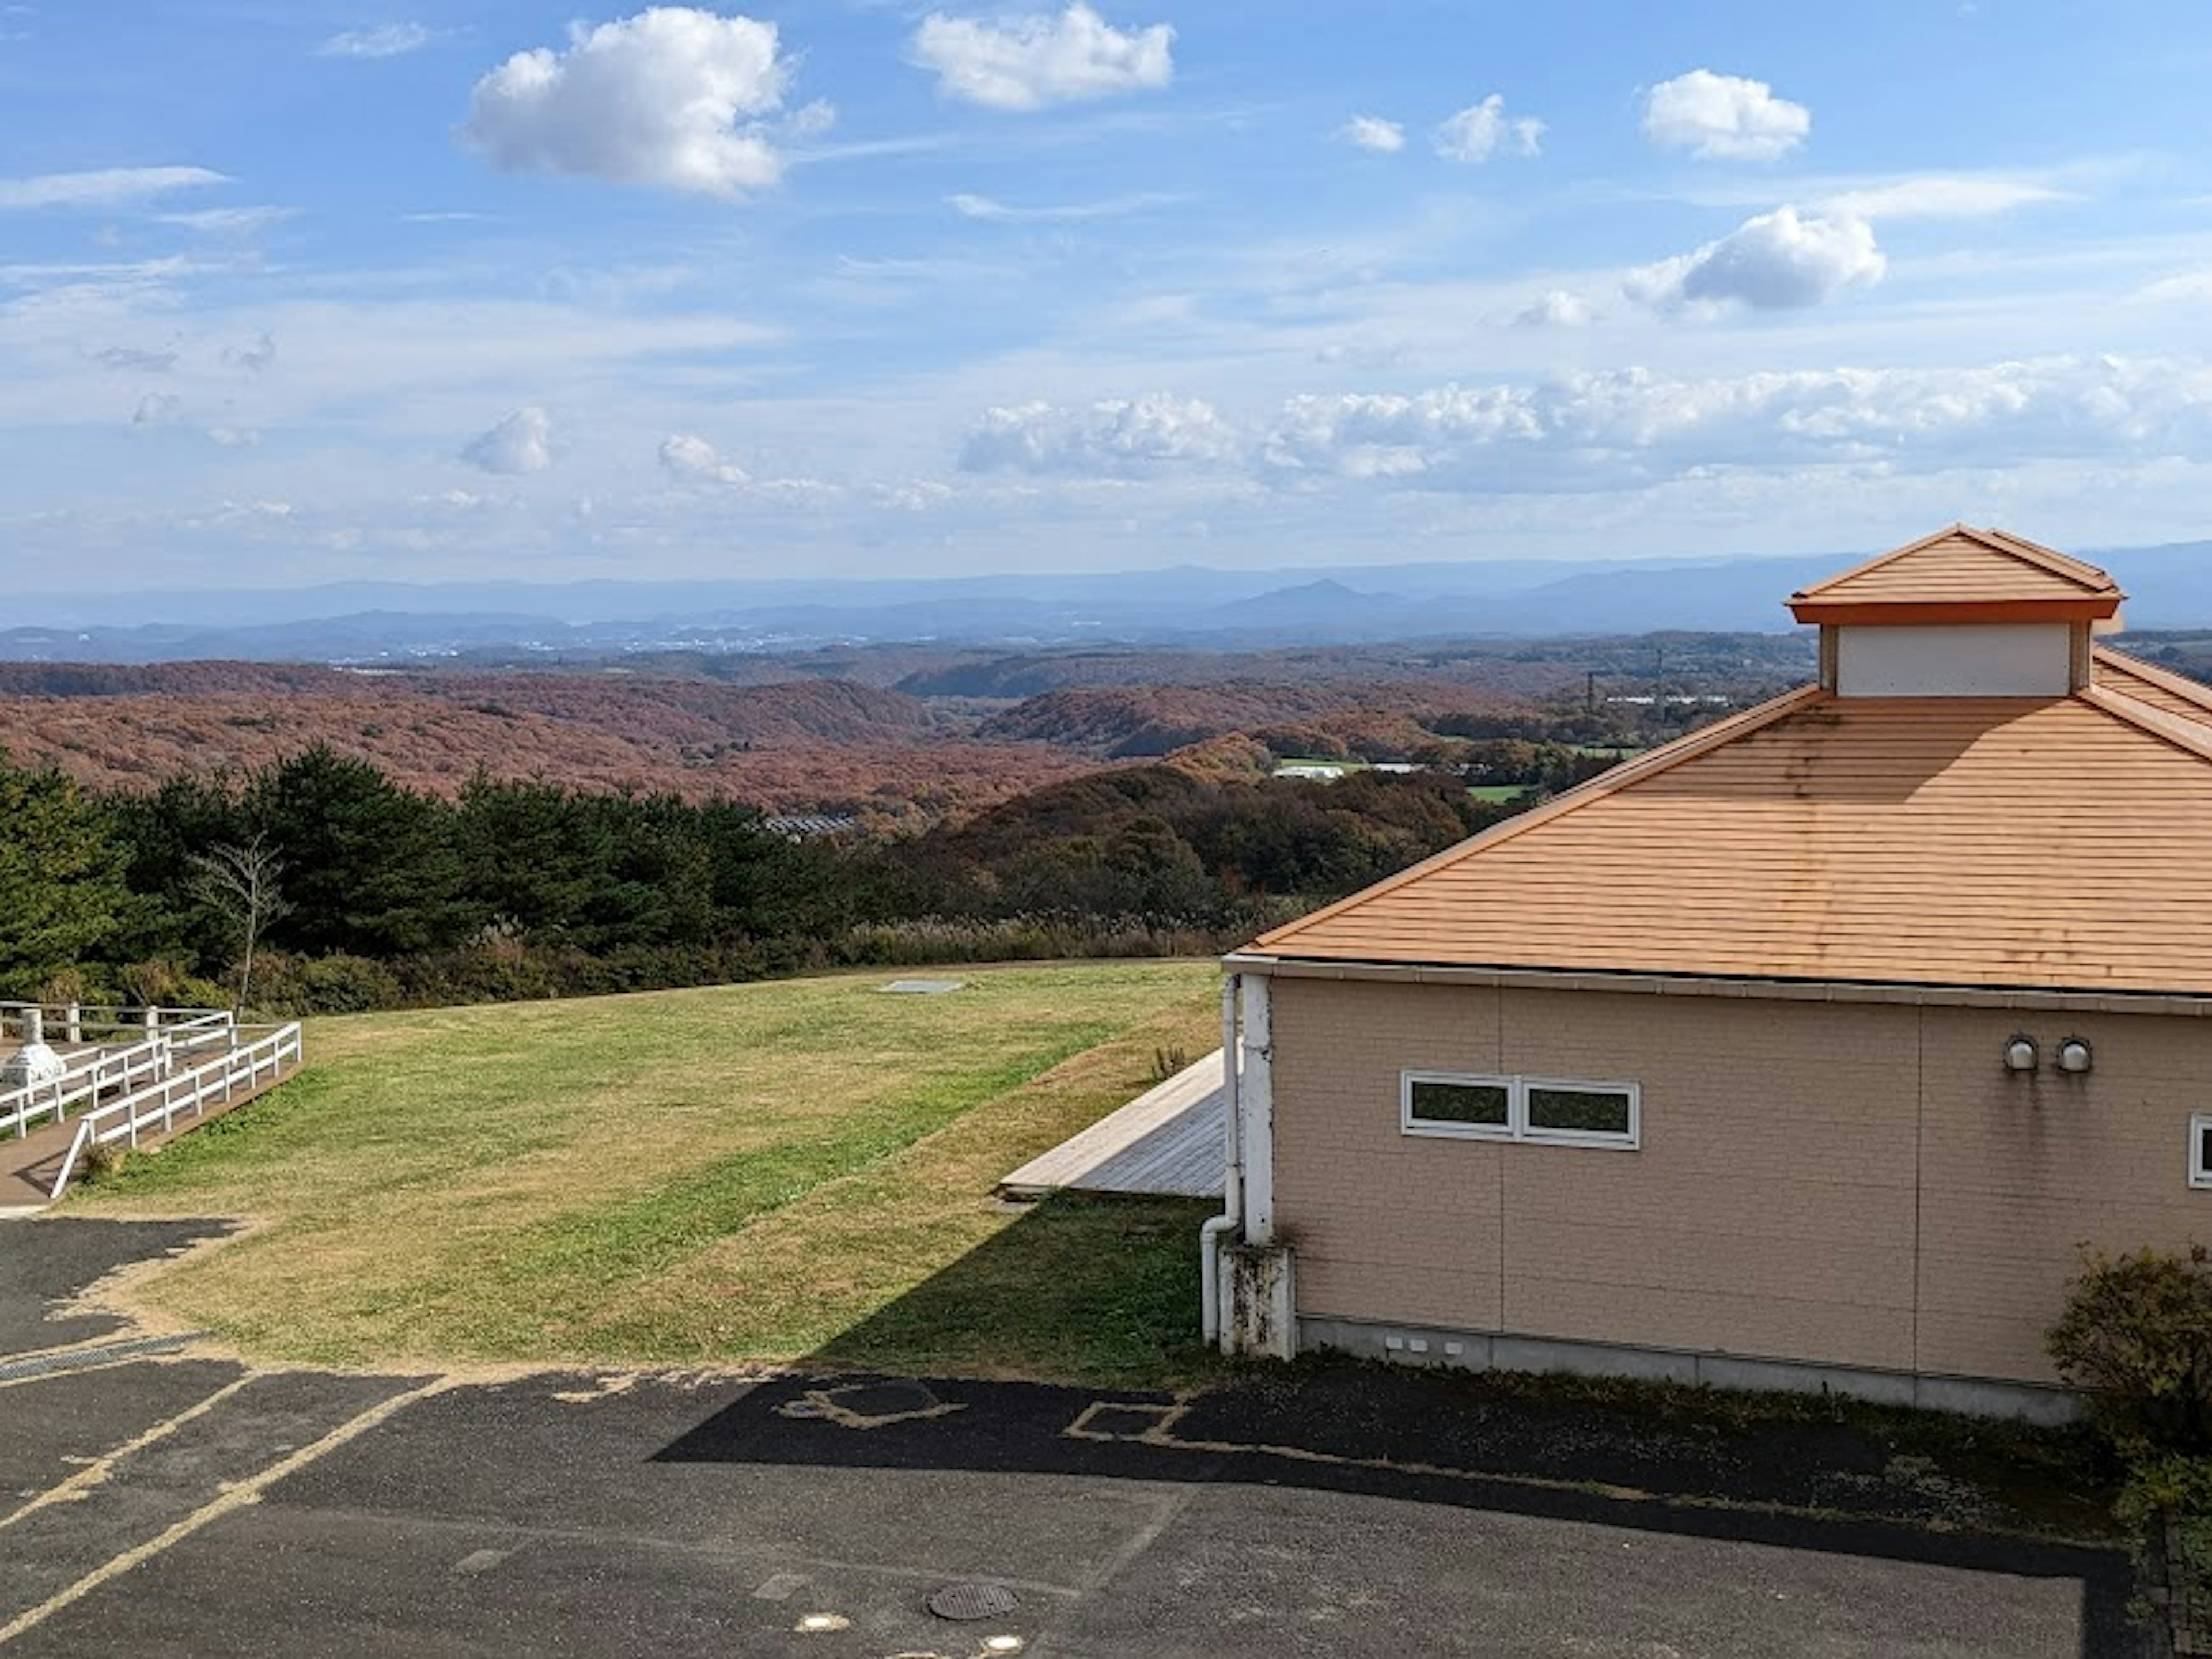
[0,1219,2149,1657]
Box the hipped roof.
[1248,528,2212,997]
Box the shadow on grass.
[652,1194,2143,1659]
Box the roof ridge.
[2076,681,2212,766]
[2093,644,2212,717]
[1973,527,2119,590]
[1251,682,1831,954]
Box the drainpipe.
[1200,972,1244,1347]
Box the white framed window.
[1402,1070,1639,1150]
[2190,1114,2212,1190]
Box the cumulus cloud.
[960,393,1237,474]
[876,480,956,512]
[463,407,555,474]
[910,3,1173,112]
[1432,95,1544,163]
[1643,70,1809,162]
[1257,357,2212,492]
[1338,115,1405,154]
[316,22,434,59]
[0,166,229,209]
[1627,207,1884,313]
[1514,290,1592,328]
[658,432,749,485]
[460,9,809,198]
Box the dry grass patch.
[68,961,1221,1380]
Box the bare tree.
[188,836,290,1007]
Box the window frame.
[1400,1070,1515,1142]
[1400,1069,1641,1151]
[2190,1113,2212,1190]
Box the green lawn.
[1466,785,1532,804]
[70,961,1225,1385]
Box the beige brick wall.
[1268,975,2212,1384]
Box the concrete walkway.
[1001,1050,1224,1200]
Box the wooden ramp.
[1001,1050,1225,1200]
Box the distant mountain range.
[8,540,2210,664]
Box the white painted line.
[0,1376,449,1647]
[0,1372,260,1535]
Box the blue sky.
[3,1,2210,590]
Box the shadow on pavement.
[654,1202,2145,1659]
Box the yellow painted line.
[0,1376,449,1647]
[0,1372,261,1535]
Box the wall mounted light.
[2057,1037,2093,1074]
[2003,1035,2039,1073]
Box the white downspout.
[1200,972,1244,1347]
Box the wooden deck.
[1001,1050,1225,1200]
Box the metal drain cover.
[927,1581,1019,1622]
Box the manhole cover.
[927,1581,1020,1622]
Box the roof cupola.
[1787,525,2123,697]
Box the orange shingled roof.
[1787,525,2123,624]
[1246,534,2212,994]
[2093,645,2212,732]
[1253,688,2212,993]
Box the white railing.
[1,1035,176,1140]
[0,1005,240,1141]
[47,1022,303,1202]
[1,1001,234,1046]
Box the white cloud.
[204,426,260,449]
[224,332,277,372]
[463,407,555,474]
[1816,175,2065,220]
[1643,70,1809,162]
[1514,290,1592,328]
[876,479,956,512]
[131,393,182,427]
[658,432,749,485]
[460,9,807,198]
[1338,116,1405,154]
[946,189,1180,221]
[160,205,297,236]
[1256,356,2212,492]
[0,166,229,209]
[910,4,1173,112]
[960,393,1237,474]
[1432,96,1544,164]
[1627,207,1884,313]
[315,22,434,59]
[92,345,178,372]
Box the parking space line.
[0,1371,261,1535]
[0,1376,450,1647]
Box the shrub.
[2047,1244,2212,1459]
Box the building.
[1207,527,2212,1418]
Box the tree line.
[0,745,1518,1014]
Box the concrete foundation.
[1301,1315,2078,1425]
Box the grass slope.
[71,961,1222,1384]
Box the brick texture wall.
[1268,975,2212,1384]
